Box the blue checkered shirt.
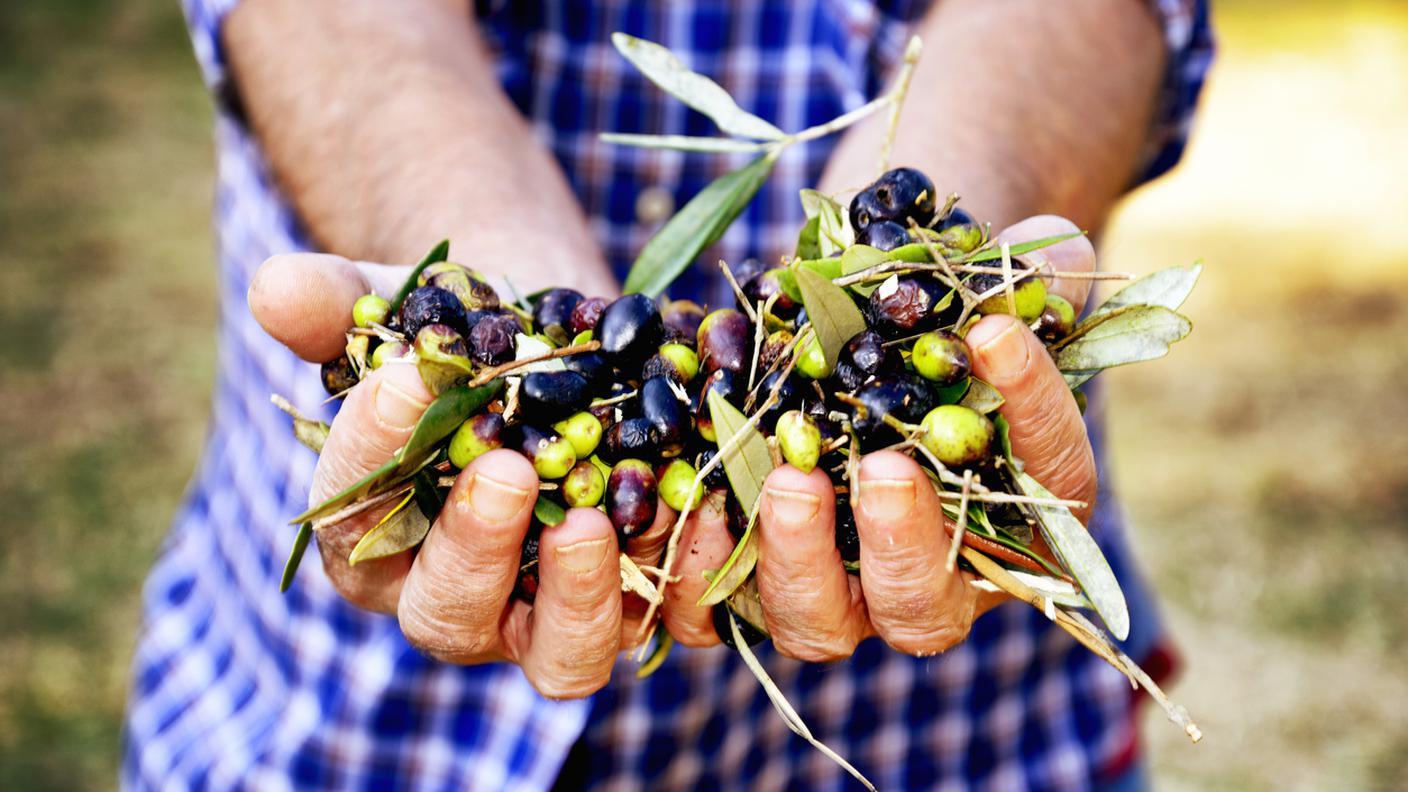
[124,2,1213,789]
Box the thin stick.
[468,340,601,386]
[946,470,973,573]
[877,36,923,175]
[311,486,411,532]
[1001,242,1017,317]
[719,260,758,324]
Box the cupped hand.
[661,216,1100,661]
[250,253,670,698]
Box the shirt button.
[635,186,675,226]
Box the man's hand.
[251,253,679,698]
[655,217,1100,661]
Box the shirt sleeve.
[181,0,245,109]
[1138,0,1216,184]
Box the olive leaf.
[271,394,329,454]
[623,153,777,297]
[959,378,1005,413]
[962,231,1084,264]
[1055,305,1192,388]
[696,510,758,607]
[348,492,432,565]
[799,189,851,256]
[413,469,445,520]
[533,494,567,526]
[993,414,1016,469]
[727,612,877,791]
[707,390,774,514]
[611,34,786,141]
[599,133,772,153]
[931,376,970,405]
[1016,472,1129,641]
[390,239,450,315]
[793,256,843,281]
[838,244,889,297]
[794,216,822,261]
[279,522,314,594]
[1083,262,1202,325]
[635,627,675,679]
[726,577,770,635]
[794,267,867,370]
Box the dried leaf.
[271,394,329,454]
[1055,305,1192,388]
[599,133,771,153]
[512,333,567,373]
[611,34,786,140]
[619,552,662,603]
[696,501,759,607]
[707,391,774,514]
[726,577,770,635]
[959,378,1005,413]
[279,522,313,594]
[1016,472,1129,640]
[794,267,867,370]
[1083,262,1202,325]
[348,492,432,565]
[623,153,777,297]
[390,239,450,315]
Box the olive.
[606,459,658,538]
[414,323,475,395]
[518,370,592,422]
[741,269,799,319]
[514,531,541,604]
[834,330,900,391]
[865,275,953,339]
[532,288,583,343]
[731,258,769,287]
[639,376,692,458]
[597,294,663,367]
[448,412,505,469]
[399,285,471,339]
[561,350,610,393]
[725,496,750,540]
[369,339,409,369]
[320,355,359,396]
[695,448,728,490]
[600,417,659,464]
[642,343,699,385]
[712,603,767,649]
[759,329,793,372]
[855,220,911,252]
[794,335,831,380]
[848,373,937,447]
[834,504,860,565]
[352,294,391,329]
[974,275,1047,323]
[776,410,822,474]
[694,369,744,443]
[1033,294,1077,342]
[562,461,606,508]
[911,331,972,385]
[469,313,520,365]
[757,369,802,430]
[848,167,937,231]
[661,299,706,343]
[919,405,996,467]
[936,207,984,254]
[553,411,603,459]
[422,262,500,312]
[658,459,705,512]
[696,309,752,376]
[507,424,577,480]
[569,296,608,335]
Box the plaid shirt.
[124,2,1212,789]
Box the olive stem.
[946,469,973,573]
[877,36,923,176]
[310,485,411,533]
[719,260,759,325]
[467,340,602,386]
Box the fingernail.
[374,375,430,430]
[555,537,610,573]
[465,472,532,523]
[969,318,1030,380]
[857,478,916,523]
[765,487,820,526]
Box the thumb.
[311,361,433,502]
[249,252,411,363]
[967,314,1096,523]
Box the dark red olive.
[835,503,860,565]
[518,370,592,422]
[697,309,752,376]
[606,459,658,538]
[695,448,729,490]
[661,299,706,344]
[639,376,691,459]
[865,275,953,339]
[514,531,541,604]
[597,294,663,367]
[833,330,901,391]
[400,285,471,339]
[569,296,608,335]
[741,270,799,319]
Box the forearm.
[224,0,614,293]
[821,0,1166,231]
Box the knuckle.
[772,630,856,663]
[398,597,498,662]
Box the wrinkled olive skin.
[320,355,359,396]
[694,369,744,443]
[468,313,520,365]
[759,330,794,372]
[400,285,471,339]
[606,459,658,538]
[712,603,767,649]
[865,275,953,339]
[563,460,606,508]
[640,376,692,458]
[532,288,583,340]
[569,296,608,335]
[834,330,900,391]
[661,299,706,344]
[856,220,911,252]
[422,262,500,312]
[920,405,996,467]
[507,424,577,480]
[600,417,659,464]
[1033,294,1077,342]
[848,373,937,448]
[449,412,506,469]
[696,309,752,376]
[911,330,972,386]
[834,504,860,565]
[848,167,937,231]
[598,294,664,367]
[518,370,593,422]
[642,343,699,385]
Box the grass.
[1,1,1405,790]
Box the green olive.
[352,294,391,329]
[975,276,1047,323]
[911,331,971,385]
[553,411,603,459]
[794,335,831,380]
[776,409,822,474]
[370,340,409,369]
[658,342,700,382]
[1032,294,1076,342]
[530,433,577,480]
[658,459,706,512]
[919,405,995,467]
[413,323,475,395]
[572,329,594,346]
[448,413,505,469]
[563,461,606,508]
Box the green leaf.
[1054,305,1192,388]
[794,267,867,370]
[533,494,567,526]
[707,391,774,514]
[395,381,504,477]
[930,377,970,406]
[390,239,450,315]
[993,414,1016,468]
[623,153,777,297]
[635,628,675,679]
[413,469,444,520]
[794,216,821,261]
[279,522,313,594]
[1016,472,1129,640]
[1084,262,1202,326]
[959,378,1005,413]
[963,231,1084,264]
[799,189,851,256]
[599,133,772,153]
[611,34,786,140]
[794,257,843,282]
[291,457,401,524]
[696,509,759,607]
[348,492,432,565]
[838,245,890,296]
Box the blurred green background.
[1,1,1405,789]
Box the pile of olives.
[319,166,1080,637]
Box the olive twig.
[877,36,923,175]
[467,340,602,386]
[946,469,973,573]
[719,260,758,325]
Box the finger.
[661,491,734,648]
[756,466,867,661]
[996,215,1097,315]
[519,507,622,699]
[396,450,538,663]
[309,362,433,612]
[249,252,411,362]
[854,451,976,656]
[619,498,678,648]
[967,314,1097,522]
